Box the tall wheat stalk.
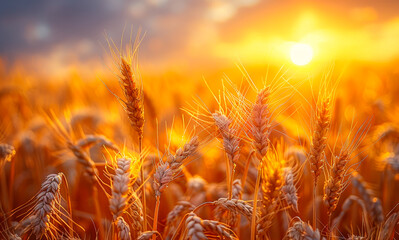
[309,96,331,228]
[119,56,146,231]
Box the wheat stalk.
[213,111,240,200]
[308,96,331,229]
[119,55,146,231]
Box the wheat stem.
[139,137,147,231]
[152,195,160,240]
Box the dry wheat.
[251,86,272,158]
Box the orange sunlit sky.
[1,0,399,77]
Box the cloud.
[2,0,399,77]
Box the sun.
[290,43,314,66]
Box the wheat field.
[1,40,398,239]
[1,8,399,239]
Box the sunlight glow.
[290,43,313,66]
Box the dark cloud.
[0,0,260,65]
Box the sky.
[1,0,399,76]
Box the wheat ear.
[0,143,15,164]
[120,58,144,137]
[184,212,237,240]
[251,86,272,158]
[257,157,284,239]
[213,112,240,200]
[129,192,144,239]
[138,231,162,240]
[116,216,131,240]
[377,213,399,240]
[164,201,195,238]
[214,198,253,221]
[284,219,322,240]
[323,150,350,216]
[168,136,199,170]
[352,172,384,225]
[109,157,133,218]
[309,96,331,229]
[212,112,240,166]
[67,141,98,184]
[282,167,299,212]
[215,179,243,229]
[309,97,331,184]
[120,56,146,230]
[31,173,62,238]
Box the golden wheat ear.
[309,96,331,185]
[251,86,272,158]
[116,216,131,240]
[183,212,238,240]
[120,57,145,139]
[284,219,322,240]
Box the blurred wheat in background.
[1,0,399,239]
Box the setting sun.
[290,43,314,66]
